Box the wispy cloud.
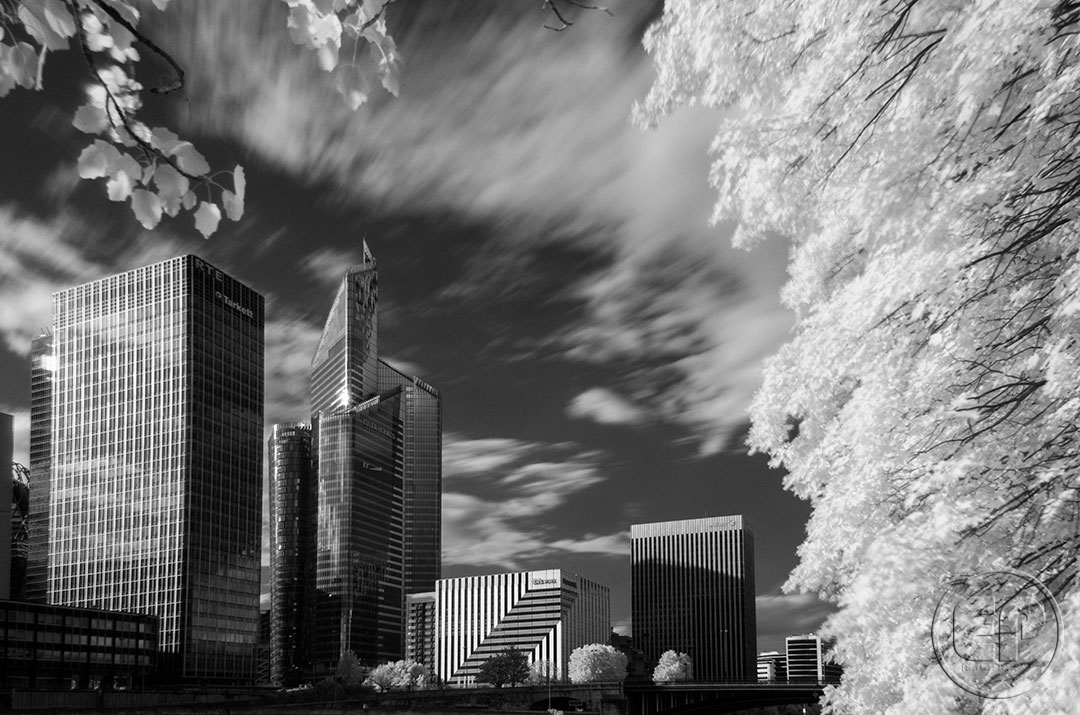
[152,3,790,454]
[442,433,622,569]
[755,591,836,651]
[567,387,646,426]
[300,246,366,287]
[264,315,321,425]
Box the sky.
[0,0,832,653]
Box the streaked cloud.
[300,246,366,287]
[442,433,620,569]
[755,591,837,651]
[146,2,791,455]
[567,387,646,426]
[264,315,321,425]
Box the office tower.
[757,650,786,683]
[268,423,316,685]
[405,591,436,666]
[631,515,756,682]
[436,569,611,686]
[1,412,11,600]
[42,255,264,685]
[305,242,442,670]
[785,634,842,684]
[25,331,52,603]
[10,462,29,600]
[378,361,442,596]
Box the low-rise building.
[436,569,610,686]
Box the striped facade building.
[631,516,756,682]
[436,569,610,686]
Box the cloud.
[755,592,837,651]
[300,247,366,287]
[567,387,646,426]
[146,2,794,454]
[264,315,321,425]
[441,434,622,569]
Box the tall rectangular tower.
[631,515,756,682]
[44,255,264,685]
[25,331,53,604]
[377,361,442,596]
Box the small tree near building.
[568,644,628,683]
[652,651,692,683]
[477,647,530,687]
[365,659,432,691]
[336,650,366,686]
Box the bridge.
[367,681,824,715]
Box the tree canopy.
[567,643,627,683]
[651,650,691,684]
[477,647,530,688]
[638,1,1080,712]
[365,659,432,691]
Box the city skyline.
[0,1,830,654]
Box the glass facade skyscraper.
[268,423,315,684]
[26,331,53,604]
[377,361,442,597]
[631,515,757,682]
[293,241,442,672]
[41,255,264,685]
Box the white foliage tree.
[637,1,1080,713]
[364,658,432,691]
[567,643,627,683]
[0,0,400,237]
[651,650,691,684]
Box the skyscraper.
[1,411,12,600]
[631,515,756,682]
[39,255,264,685]
[25,331,53,604]
[268,423,316,684]
[301,241,442,670]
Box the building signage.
[216,291,254,319]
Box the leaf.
[131,189,163,230]
[152,0,170,9]
[106,171,133,202]
[153,164,189,216]
[8,42,40,89]
[18,2,70,51]
[334,64,372,111]
[222,165,246,221]
[77,140,120,179]
[41,0,77,39]
[149,127,182,155]
[193,202,221,238]
[171,142,210,176]
[181,191,196,211]
[72,104,109,134]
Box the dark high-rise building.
[41,255,264,685]
[1,412,11,600]
[313,393,404,668]
[297,242,441,671]
[631,515,756,682]
[10,462,29,601]
[377,361,442,596]
[268,423,316,685]
[26,331,53,604]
